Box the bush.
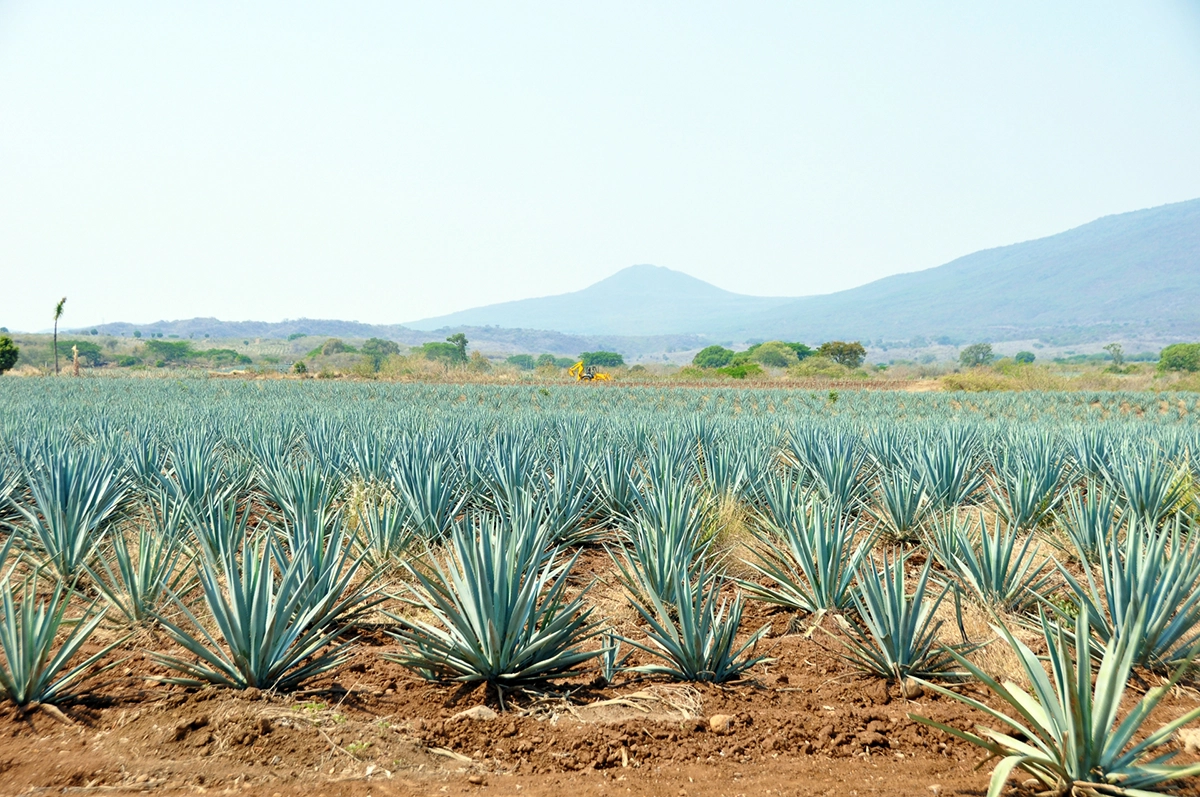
[958,343,994,368]
[1159,343,1200,372]
[787,355,853,378]
[144,339,193,363]
[0,336,18,374]
[57,339,104,367]
[692,345,734,369]
[818,341,866,368]
[580,351,625,368]
[468,351,492,372]
[361,338,400,369]
[747,341,799,368]
[419,342,464,364]
[117,355,141,367]
[292,361,307,375]
[319,338,355,356]
[1014,351,1035,364]
[506,354,536,370]
[716,363,763,379]
[785,342,815,360]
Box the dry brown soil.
[3,568,1200,797]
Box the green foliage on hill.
[818,341,866,368]
[57,339,105,367]
[0,335,18,374]
[420,342,465,364]
[1159,343,1200,372]
[1015,351,1036,364]
[580,351,624,367]
[361,338,400,369]
[506,354,536,370]
[959,343,994,368]
[692,345,734,368]
[142,339,251,367]
[716,363,763,379]
[536,354,576,369]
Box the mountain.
[745,197,1200,344]
[409,198,1200,344]
[81,317,707,360]
[406,264,796,336]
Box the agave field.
[3,379,1200,796]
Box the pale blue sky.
[3,2,1199,332]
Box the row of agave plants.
[0,402,1198,794]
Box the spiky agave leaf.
[935,513,1054,614]
[622,561,771,683]
[0,571,127,705]
[152,531,380,690]
[1053,516,1200,673]
[738,501,870,615]
[911,609,1200,797]
[88,490,196,625]
[838,550,973,681]
[385,514,602,690]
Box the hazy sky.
[3,2,1199,332]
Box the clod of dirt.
[452,705,499,722]
[901,679,924,699]
[709,714,735,735]
[866,680,890,705]
[1181,728,1200,753]
[468,774,486,786]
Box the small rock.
[901,678,925,699]
[928,786,940,796]
[709,714,735,735]
[134,774,149,784]
[1181,728,1200,753]
[243,687,261,700]
[467,774,486,786]
[452,705,499,722]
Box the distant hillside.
[406,264,795,336]
[745,197,1200,343]
[82,318,706,360]
[409,198,1200,344]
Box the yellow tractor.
[569,361,611,381]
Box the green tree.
[958,343,994,368]
[580,351,624,368]
[785,342,815,360]
[1014,351,1036,364]
[420,342,463,363]
[53,297,66,375]
[292,361,307,375]
[144,340,194,364]
[536,353,557,368]
[446,333,468,362]
[506,354,536,370]
[321,338,352,356]
[57,340,104,367]
[361,337,400,369]
[0,335,18,375]
[1103,342,1125,367]
[692,345,734,368]
[133,330,141,338]
[1158,343,1200,373]
[748,341,799,368]
[818,340,867,368]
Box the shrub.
[958,343,994,368]
[0,336,18,375]
[748,341,799,368]
[692,345,734,368]
[468,351,492,372]
[144,339,193,363]
[716,363,763,379]
[319,338,354,356]
[57,339,104,366]
[580,351,624,368]
[292,361,307,374]
[1014,351,1035,364]
[419,341,463,364]
[818,341,866,368]
[1159,343,1200,372]
[506,354,536,370]
[361,338,400,368]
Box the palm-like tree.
[53,297,66,375]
